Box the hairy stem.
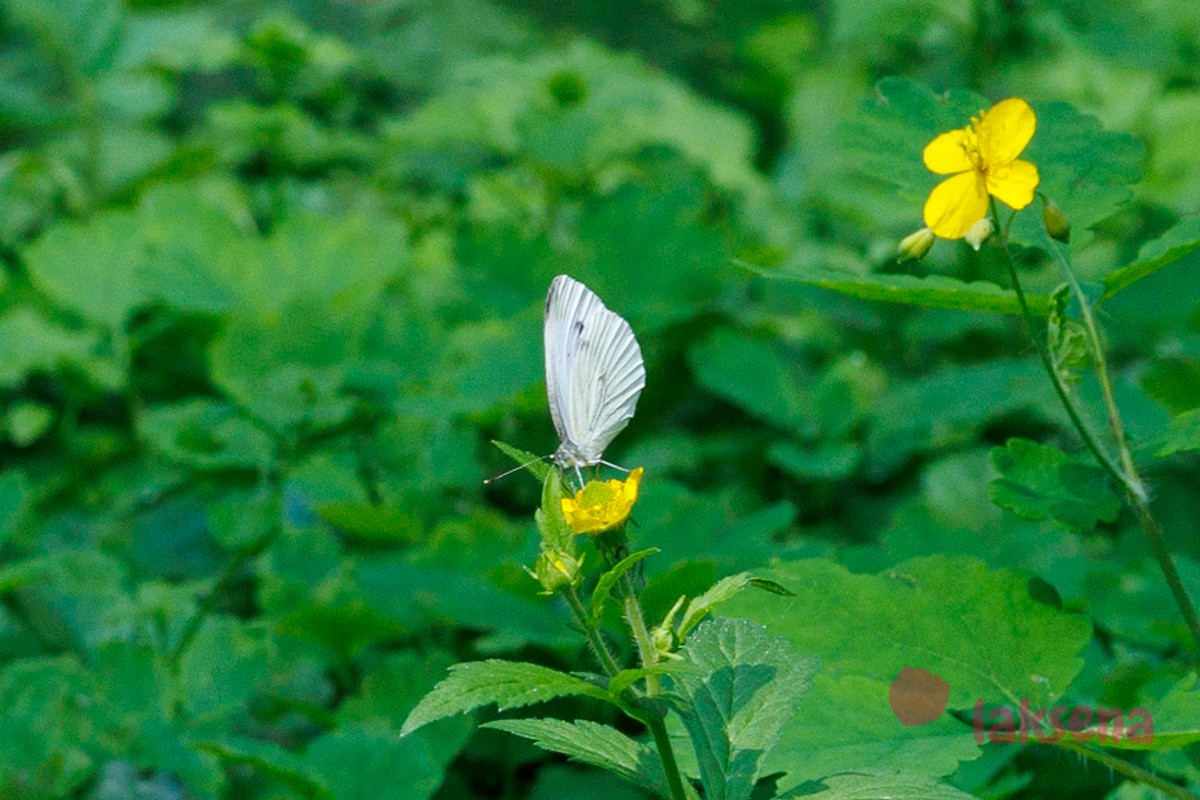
[563,584,623,677]
[1054,739,1199,800]
[646,713,689,800]
[562,581,688,800]
[990,201,1200,659]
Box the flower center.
[960,120,986,173]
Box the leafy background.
[1,0,1199,798]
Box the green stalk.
[563,584,623,677]
[561,584,688,800]
[988,201,1200,659]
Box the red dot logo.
[889,666,950,726]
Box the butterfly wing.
[544,275,646,466]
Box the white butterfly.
[544,274,645,483]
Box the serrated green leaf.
[401,660,617,736]
[1089,681,1200,753]
[592,548,659,624]
[784,770,979,799]
[673,618,818,800]
[485,718,672,798]
[1151,407,1200,458]
[493,439,552,482]
[989,438,1121,531]
[747,263,1051,316]
[677,573,791,641]
[1102,217,1200,299]
[607,663,693,696]
[721,556,1093,788]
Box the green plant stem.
[169,469,284,665]
[562,586,688,800]
[1046,241,1200,655]
[169,546,255,664]
[645,713,689,800]
[1047,241,1142,494]
[563,584,623,677]
[621,573,662,694]
[989,200,1200,659]
[1054,739,1199,800]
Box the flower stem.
[563,584,623,677]
[989,200,1200,660]
[562,583,688,800]
[1054,739,1199,800]
[645,713,689,800]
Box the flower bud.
[897,227,935,262]
[964,217,993,251]
[1042,198,1070,243]
[533,549,583,593]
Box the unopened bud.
[533,549,583,593]
[1042,198,1070,243]
[964,217,993,251]
[897,227,935,262]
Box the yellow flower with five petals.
[560,468,643,535]
[922,98,1040,239]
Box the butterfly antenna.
[483,455,549,485]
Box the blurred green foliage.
[1,0,1200,798]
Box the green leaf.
[536,467,574,553]
[1151,407,1200,458]
[689,329,811,429]
[1112,677,1200,751]
[178,615,272,724]
[194,736,332,800]
[786,771,980,799]
[493,439,552,482]
[1102,216,1200,299]
[721,556,1093,788]
[0,470,32,547]
[672,618,818,800]
[6,401,55,446]
[591,548,660,624]
[866,359,1059,477]
[0,656,94,798]
[401,660,617,736]
[747,262,1051,316]
[0,308,112,389]
[607,663,692,696]
[485,718,673,798]
[138,399,275,471]
[677,573,793,641]
[306,723,448,800]
[23,212,148,327]
[989,438,1121,531]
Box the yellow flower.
[560,467,644,535]
[922,98,1040,239]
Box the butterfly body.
[544,275,645,476]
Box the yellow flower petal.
[560,467,644,535]
[922,129,974,175]
[976,98,1036,165]
[985,158,1039,211]
[923,171,989,239]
